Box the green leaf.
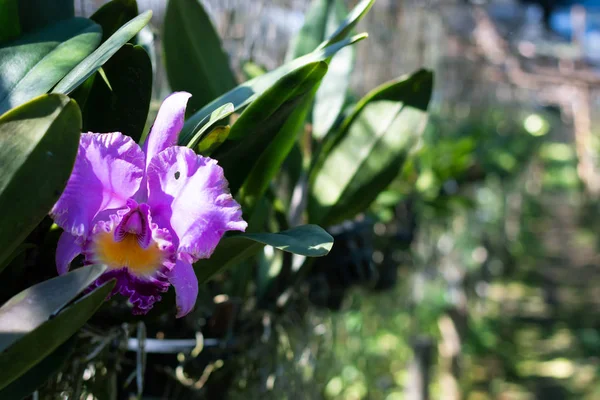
[0,0,20,43]
[0,280,114,390]
[239,84,319,219]
[239,224,333,257]
[69,72,96,111]
[52,10,152,95]
[275,143,304,210]
[0,264,108,352]
[318,0,375,49]
[164,0,237,113]
[194,225,333,284]
[285,0,373,139]
[178,33,367,145]
[313,1,355,139]
[0,18,102,115]
[0,338,75,399]
[17,0,74,34]
[82,44,152,142]
[186,102,234,149]
[312,44,353,139]
[212,62,328,196]
[309,69,434,226]
[194,237,264,284]
[0,94,81,269]
[287,0,353,139]
[0,243,35,273]
[90,0,139,42]
[242,61,267,80]
[197,125,230,156]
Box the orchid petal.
[167,255,198,318]
[56,231,82,275]
[92,268,170,315]
[143,92,191,169]
[147,147,247,260]
[50,132,145,237]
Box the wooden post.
[405,336,435,400]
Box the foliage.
[0,0,435,398]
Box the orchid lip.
[114,206,151,248]
[92,228,165,278]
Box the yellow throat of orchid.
[93,231,163,276]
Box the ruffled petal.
[147,147,247,260]
[167,255,198,318]
[50,132,145,237]
[91,267,170,315]
[142,92,191,169]
[56,231,82,275]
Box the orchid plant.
[0,0,433,397]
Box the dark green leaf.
[197,125,230,156]
[194,224,333,284]
[0,18,102,115]
[239,85,319,219]
[239,224,333,256]
[187,102,234,149]
[83,44,152,142]
[69,73,96,111]
[0,243,35,273]
[0,94,81,269]
[0,338,75,400]
[90,0,139,42]
[0,264,108,352]
[309,70,434,226]
[0,280,114,390]
[178,33,367,145]
[194,237,264,284]
[18,0,74,34]
[0,0,20,43]
[164,0,237,113]
[52,11,152,95]
[212,62,327,196]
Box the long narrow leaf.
[0,94,81,268]
[178,33,367,145]
[52,11,152,95]
[309,70,434,226]
[82,44,152,142]
[0,18,101,114]
[317,0,375,49]
[194,225,333,284]
[0,0,20,43]
[0,265,107,352]
[211,62,327,195]
[164,0,237,113]
[90,0,139,42]
[17,0,74,34]
[0,281,115,390]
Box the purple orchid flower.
[50,92,247,317]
